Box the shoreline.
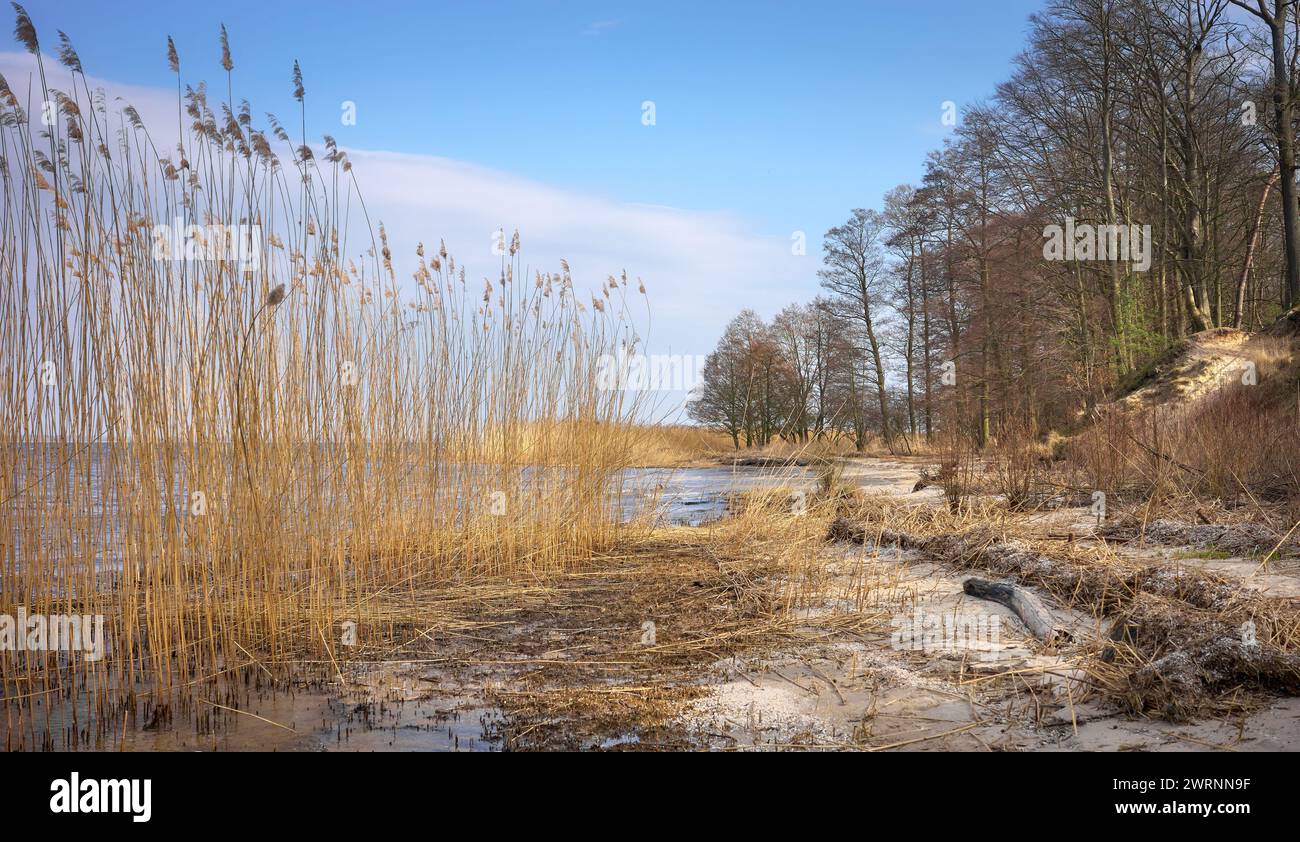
[16,456,1298,752]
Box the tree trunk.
[1235,170,1279,329]
[1270,11,1300,308]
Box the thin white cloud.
[0,50,820,416]
[347,147,806,330]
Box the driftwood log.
[962,577,1068,645]
[826,515,1300,718]
[826,516,1246,613]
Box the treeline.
[690,0,1300,449]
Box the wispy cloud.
[0,50,819,418]
[345,146,807,345]
[582,20,620,36]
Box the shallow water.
[6,453,834,559]
[2,668,504,752]
[625,460,924,526]
[124,692,503,752]
[622,466,811,525]
[3,457,931,751]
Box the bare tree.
[1232,0,1300,308]
[819,209,894,449]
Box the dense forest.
[690,0,1300,450]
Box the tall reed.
[0,10,645,749]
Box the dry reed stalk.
[0,14,652,749]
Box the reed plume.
[0,12,647,750]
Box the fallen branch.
[829,517,1247,614]
[962,577,1068,645]
[828,512,1300,720]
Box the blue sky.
[30,0,1039,238]
[13,0,1043,414]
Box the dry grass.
[934,428,982,513]
[392,495,855,750]
[829,495,1300,720]
[0,17,653,749]
[1062,334,1300,517]
[620,424,734,466]
[709,430,947,464]
[988,418,1042,512]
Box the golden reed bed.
[0,9,658,749]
